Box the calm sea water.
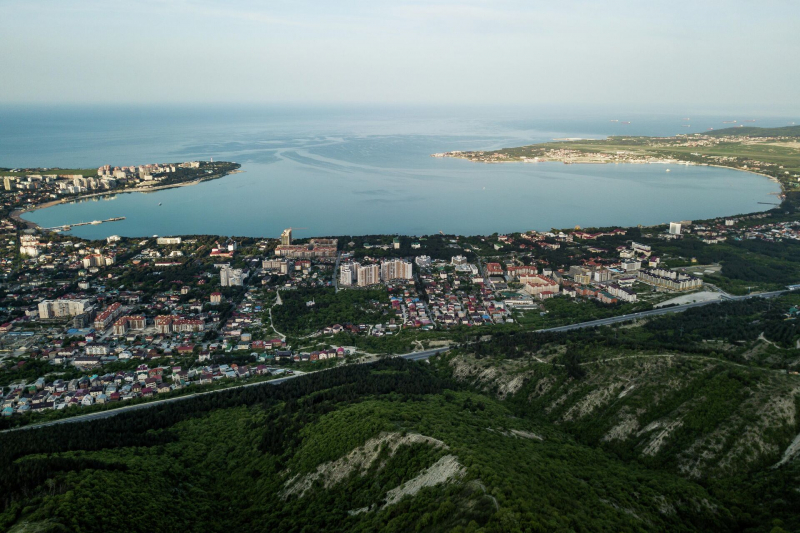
[1,105,791,239]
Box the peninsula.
[3,160,241,229]
[434,125,800,192]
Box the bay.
[1,105,786,239]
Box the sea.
[1,105,794,240]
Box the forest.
[1,357,772,533]
[3,270,800,531]
[272,287,391,336]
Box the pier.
[45,217,125,231]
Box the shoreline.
[11,159,785,240]
[12,168,244,231]
[442,154,786,194]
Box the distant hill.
[703,125,800,137]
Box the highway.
[2,289,788,433]
[1,373,307,433]
[536,289,787,333]
[1,351,451,433]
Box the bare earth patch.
[382,455,466,507]
[282,432,447,499]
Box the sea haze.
[2,105,787,239]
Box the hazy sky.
[2,0,798,109]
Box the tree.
[563,347,585,380]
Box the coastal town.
[2,201,800,423]
[2,160,240,230]
[1,124,799,426]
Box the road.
[536,289,787,333]
[1,349,448,433]
[3,289,788,433]
[1,373,306,433]
[267,292,286,341]
[333,252,342,293]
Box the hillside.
[443,352,800,479]
[704,125,800,138]
[428,298,800,531]
[3,299,800,532]
[0,359,748,533]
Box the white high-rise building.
[380,259,413,281]
[280,228,292,246]
[357,264,380,286]
[339,262,358,287]
[669,222,682,235]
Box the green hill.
[4,296,800,533]
[703,125,800,138]
[0,359,750,533]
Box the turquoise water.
[2,106,787,239]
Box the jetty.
[44,217,125,231]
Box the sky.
[1,0,799,110]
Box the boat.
[158,202,162,206]
[682,125,691,127]
[666,169,671,172]
[621,121,631,125]
[609,119,618,122]
[682,117,690,121]
[743,119,756,123]
[723,120,737,124]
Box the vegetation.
[705,125,800,138]
[454,126,800,191]
[272,287,390,336]
[0,358,754,532]
[3,296,800,531]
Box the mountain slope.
[0,359,737,533]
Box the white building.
[339,262,358,287]
[220,267,246,287]
[157,237,182,245]
[415,255,432,268]
[38,298,92,319]
[669,222,682,235]
[19,235,43,257]
[621,260,642,272]
[280,228,292,246]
